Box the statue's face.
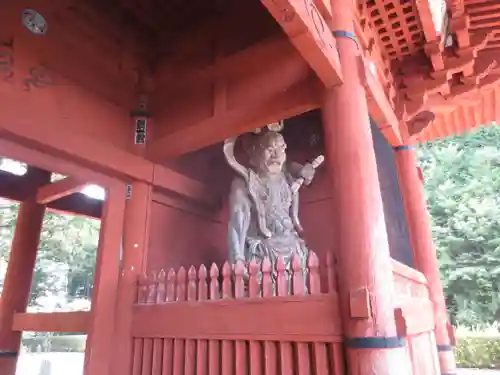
[255,132,287,175]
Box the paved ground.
[16,353,84,375]
[15,353,500,375]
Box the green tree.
[419,125,500,326]
[0,200,18,291]
[0,200,99,308]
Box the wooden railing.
[131,252,345,375]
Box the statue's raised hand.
[300,163,316,185]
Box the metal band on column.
[437,345,454,352]
[393,145,416,151]
[332,30,359,49]
[0,351,18,357]
[345,336,405,349]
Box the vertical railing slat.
[132,274,148,375]
[162,269,176,375]
[332,343,345,375]
[185,266,198,375]
[326,253,345,375]
[173,267,187,375]
[248,260,263,375]
[196,265,208,375]
[152,270,166,375]
[262,258,278,375]
[221,262,234,375]
[293,255,311,374]
[309,253,329,375]
[234,261,248,375]
[277,257,294,375]
[142,272,157,375]
[208,264,221,375]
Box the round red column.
[110,181,152,375]
[0,167,49,375]
[394,145,457,375]
[323,3,411,374]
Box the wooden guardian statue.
[223,124,324,281]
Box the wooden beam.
[0,171,102,218]
[49,193,102,219]
[260,0,342,88]
[36,177,87,204]
[12,312,90,333]
[0,135,213,206]
[153,165,218,204]
[356,55,402,145]
[132,295,342,341]
[151,36,311,135]
[148,77,321,161]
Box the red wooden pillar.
[84,183,126,375]
[394,145,457,375]
[322,3,411,375]
[110,181,152,375]
[0,167,50,375]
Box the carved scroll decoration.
[304,0,330,52]
[23,66,56,91]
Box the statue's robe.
[228,168,308,273]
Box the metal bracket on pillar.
[131,94,150,145]
[349,288,372,319]
[332,30,359,49]
[125,184,132,200]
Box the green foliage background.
[418,125,500,327]
[0,201,99,310]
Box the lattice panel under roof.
[359,0,426,60]
[466,0,500,51]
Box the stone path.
[458,370,500,375]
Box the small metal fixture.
[21,9,48,35]
[134,118,147,145]
[125,185,132,200]
[131,95,149,145]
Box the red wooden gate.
[130,253,345,375]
